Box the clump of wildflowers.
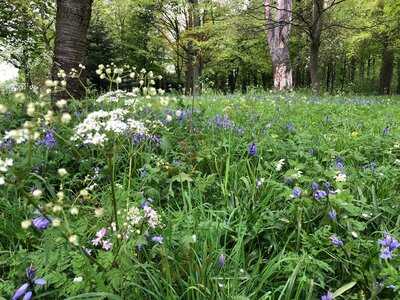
[314,190,327,200]
[275,159,285,171]
[320,291,333,300]
[0,157,13,185]
[292,187,302,198]
[71,109,148,146]
[248,142,257,157]
[218,253,225,267]
[256,178,265,188]
[120,200,162,240]
[211,114,244,134]
[151,235,163,244]
[378,233,400,260]
[37,130,57,149]
[91,228,112,251]
[328,209,337,221]
[334,172,346,182]
[32,216,51,231]
[335,156,345,170]
[330,234,344,247]
[12,266,46,300]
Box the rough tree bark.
[184,0,201,95]
[309,0,323,92]
[264,0,293,90]
[397,59,400,94]
[52,0,93,100]
[379,42,394,95]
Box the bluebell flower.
[365,161,377,173]
[26,266,36,281]
[32,216,51,231]
[138,167,148,177]
[330,234,344,247]
[323,182,332,192]
[248,142,257,157]
[314,190,327,200]
[383,127,390,135]
[378,233,400,260]
[320,291,333,300]
[12,266,46,300]
[311,182,319,191]
[286,122,295,133]
[380,247,393,260]
[378,233,400,251]
[12,283,29,300]
[0,138,14,151]
[213,114,234,129]
[218,254,225,267]
[151,235,163,244]
[292,187,302,198]
[38,130,57,149]
[140,198,154,209]
[335,157,345,170]
[328,209,337,221]
[132,133,160,145]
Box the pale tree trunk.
[264,0,293,90]
[184,0,201,95]
[52,0,93,100]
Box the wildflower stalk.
[189,91,195,133]
[107,146,119,234]
[27,139,33,167]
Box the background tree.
[264,0,293,90]
[0,0,54,92]
[52,0,93,99]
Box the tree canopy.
[1,0,400,95]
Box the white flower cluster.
[276,159,285,171]
[96,90,137,105]
[0,157,13,185]
[121,204,162,240]
[143,205,161,229]
[2,127,39,144]
[71,109,148,146]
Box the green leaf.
[171,172,193,183]
[65,292,122,300]
[332,282,356,298]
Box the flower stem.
[107,149,119,233]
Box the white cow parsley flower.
[71,109,148,146]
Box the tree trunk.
[359,60,365,82]
[184,0,201,96]
[264,0,293,90]
[326,62,330,92]
[330,62,336,94]
[52,0,93,100]
[309,0,323,92]
[309,41,320,91]
[397,59,400,94]
[379,43,394,95]
[228,69,238,93]
[341,55,346,92]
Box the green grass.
[1,91,400,299]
